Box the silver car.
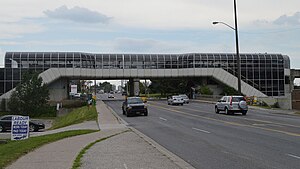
[179,94,189,104]
[167,96,184,105]
[215,96,248,115]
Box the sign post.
[11,116,29,141]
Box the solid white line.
[159,117,167,121]
[192,128,211,134]
[287,154,300,160]
[123,164,128,169]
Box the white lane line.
[192,127,211,134]
[287,154,300,160]
[123,163,128,169]
[159,117,167,121]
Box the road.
[103,97,300,169]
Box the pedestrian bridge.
[0,67,266,101]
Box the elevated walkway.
[0,67,267,100]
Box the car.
[215,96,248,115]
[0,115,45,132]
[167,95,184,105]
[73,93,81,98]
[108,93,114,98]
[122,97,148,117]
[179,94,189,104]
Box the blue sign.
[11,116,29,140]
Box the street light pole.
[212,0,242,95]
[233,0,242,95]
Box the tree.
[8,72,50,116]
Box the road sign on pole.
[11,116,29,141]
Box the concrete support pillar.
[134,79,140,96]
[48,78,69,101]
[128,78,140,96]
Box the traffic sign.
[11,116,29,141]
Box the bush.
[199,86,213,95]
[222,86,239,95]
[34,106,56,117]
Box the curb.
[130,127,196,169]
[103,101,195,169]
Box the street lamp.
[213,0,241,95]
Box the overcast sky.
[1,0,300,69]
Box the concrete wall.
[48,78,69,102]
[259,95,292,110]
[292,90,300,110]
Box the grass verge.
[0,129,97,168]
[72,130,129,169]
[295,112,300,115]
[51,106,97,130]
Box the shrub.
[199,85,213,95]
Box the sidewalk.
[6,101,194,169]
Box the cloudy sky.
[1,0,300,68]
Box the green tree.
[8,72,50,116]
[99,82,112,93]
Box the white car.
[167,96,184,105]
[179,94,189,104]
[74,93,81,98]
[215,96,248,115]
[108,93,114,98]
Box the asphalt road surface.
[104,99,300,169]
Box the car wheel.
[181,103,184,106]
[0,125,4,132]
[168,102,170,105]
[126,111,131,117]
[225,107,231,115]
[242,111,247,115]
[215,107,219,114]
[29,124,38,132]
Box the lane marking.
[148,102,300,137]
[150,101,300,128]
[287,154,300,160]
[192,128,211,134]
[159,117,167,121]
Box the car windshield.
[127,98,143,104]
[232,97,245,102]
[173,96,181,99]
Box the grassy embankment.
[0,130,97,168]
[0,105,98,168]
[50,105,98,129]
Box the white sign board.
[11,116,29,140]
[70,85,77,94]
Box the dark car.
[122,97,148,117]
[0,115,45,132]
